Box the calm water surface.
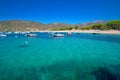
[0,32,120,80]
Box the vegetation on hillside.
[80,24,109,30]
[52,26,78,30]
[52,20,120,30]
[80,20,120,30]
[106,20,120,30]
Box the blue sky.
[0,0,120,24]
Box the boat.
[0,34,7,37]
[92,33,99,35]
[76,32,81,34]
[67,32,72,36]
[14,32,20,34]
[20,32,26,34]
[25,34,37,37]
[92,30,100,35]
[0,32,7,37]
[53,33,64,37]
[25,31,31,34]
[6,32,12,34]
[20,31,30,34]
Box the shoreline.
[1,30,120,35]
[38,30,120,35]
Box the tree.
[92,24,109,30]
[74,26,78,30]
[106,20,120,30]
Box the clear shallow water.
[0,32,120,80]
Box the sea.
[0,32,120,80]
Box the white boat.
[14,32,20,34]
[6,32,12,34]
[53,33,64,37]
[20,31,30,34]
[19,32,25,34]
[67,32,72,35]
[0,34,7,37]
[0,32,7,37]
[25,31,30,34]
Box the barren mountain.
[0,20,107,31]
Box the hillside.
[0,20,119,31]
[0,20,72,31]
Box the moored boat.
[0,34,7,37]
[25,34,37,37]
[92,33,99,35]
[53,33,64,37]
[67,32,72,36]
[6,32,12,34]
[14,32,20,34]
[0,32,7,37]
[20,31,30,34]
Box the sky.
[0,0,120,24]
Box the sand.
[38,30,120,35]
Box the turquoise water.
[0,33,120,80]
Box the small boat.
[92,30,100,35]
[92,33,99,35]
[20,31,30,34]
[25,31,31,34]
[20,32,26,34]
[67,32,72,36]
[53,33,64,37]
[0,32,7,37]
[0,34,7,37]
[14,32,20,34]
[6,32,12,34]
[76,32,80,34]
[25,34,37,37]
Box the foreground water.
[0,32,120,80]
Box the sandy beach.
[74,30,120,34]
[38,30,120,35]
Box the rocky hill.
[0,20,108,31]
[0,20,72,31]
